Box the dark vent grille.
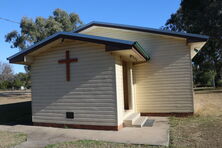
[66,112,74,119]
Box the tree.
[13,72,31,89]
[163,0,222,87]
[5,8,82,50]
[0,62,31,90]
[0,62,13,81]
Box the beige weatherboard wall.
[31,41,119,127]
[79,26,205,114]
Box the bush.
[0,72,31,90]
[217,79,222,87]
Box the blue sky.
[0,0,180,73]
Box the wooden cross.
[58,51,78,81]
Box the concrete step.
[123,112,140,127]
[133,116,148,127]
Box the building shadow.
[0,101,32,126]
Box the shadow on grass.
[0,101,32,126]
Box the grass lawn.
[170,115,222,148]
[45,140,165,148]
[45,115,222,148]
[0,131,27,148]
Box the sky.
[0,0,181,73]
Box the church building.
[8,21,208,130]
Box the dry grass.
[45,140,165,148]
[0,131,27,148]
[169,91,222,148]
[170,116,222,148]
[194,91,222,116]
[0,90,31,105]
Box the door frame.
[122,61,131,110]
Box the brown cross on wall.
[58,51,78,81]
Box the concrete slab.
[0,117,169,148]
[149,117,169,122]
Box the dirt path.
[0,90,31,105]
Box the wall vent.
[66,112,74,119]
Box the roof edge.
[74,21,209,41]
[7,32,150,63]
[133,42,150,60]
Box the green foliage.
[5,8,82,50]
[193,69,216,87]
[0,80,12,90]
[10,73,31,89]
[217,79,222,86]
[0,71,30,90]
[14,72,31,89]
[163,0,222,87]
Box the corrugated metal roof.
[7,32,150,63]
[73,21,208,41]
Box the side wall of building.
[31,41,119,127]
[82,27,194,113]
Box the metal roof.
[74,21,209,42]
[7,32,150,63]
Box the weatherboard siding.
[82,27,194,113]
[31,41,118,126]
